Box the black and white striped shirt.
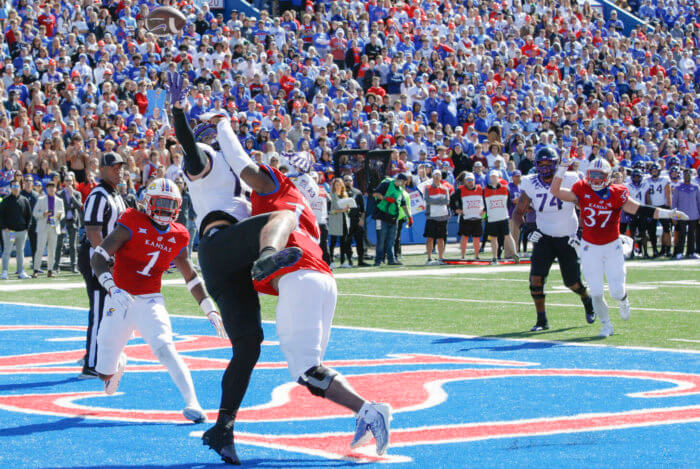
[83,182,126,239]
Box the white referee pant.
[580,238,627,301]
[276,269,337,381]
[96,293,173,375]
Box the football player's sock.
[537,311,547,323]
[258,246,277,260]
[155,343,199,408]
[592,295,610,324]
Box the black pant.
[629,216,648,255]
[329,219,352,264]
[530,234,582,287]
[674,220,697,256]
[319,223,330,265]
[54,223,79,270]
[394,219,404,257]
[78,241,108,370]
[349,220,365,262]
[28,225,37,271]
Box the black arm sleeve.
[450,190,462,212]
[636,204,656,219]
[172,107,207,176]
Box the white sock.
[592,295,611,324]
[154,343,199,408]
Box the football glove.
[567,234,581,250]
[166,71,191,106]
[671,209,689,221]
[206,311,228,339]
[108,287,134,317]
[528,230,543,244]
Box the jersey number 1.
[136,251,160,277]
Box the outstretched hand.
[166,71,190,108]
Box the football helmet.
[632,160,645,171]
[193,122,217,144]
[144,178,182,226]
[669,165,681,181]
[666,156,680,168]
[586,158,612,191]
[534,146,559,181]
[649,162,661,178]
[631,168,643,185]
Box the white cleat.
[598,322,614,338]
[104,353,126,395]
[183,406,207,423]
[350,402,392,455]
[619,298,631,321]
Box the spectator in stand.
[32,180,64,278]
[423,171,450,265]
[0,178,31,279]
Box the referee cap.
[100,152,125,167]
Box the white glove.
[567,234,581,250]
[672,209,689,221]
[207,311,228,339]
[555,157,571,178]
[528,230,543,244]
[109,287,134,317]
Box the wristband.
[94,245,111,262]
[555,165,567,178]
[187,276,202,291]
[655,208,673,219]
[200,297,217,315]
[98,272,115,292]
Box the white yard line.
[338,292,699,314]
[668,339,700,344]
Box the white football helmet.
[144,178,182,226]
[586,158,612,191]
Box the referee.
[77,152,127,378]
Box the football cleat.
[202,416,241,465]
[619,298,631,321]
[251,247,303,282]
[598,322,614,338]
[583,297,596,324]
[0,271,7,280]
[78,366,98,379]
[530,321,549,332]
[104,353,126,395]
[183,406,207,423]
[351,402,392,455]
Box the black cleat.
[251,247,303,282]
[583,297,596,324]
[530,321,549,332]
[202,418,241,465]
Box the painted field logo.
[1,324,699,464]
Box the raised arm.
[167,72,209,179]
[550,158,578,203]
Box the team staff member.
[672,169,700,259]
[451,172,484,260]
[344,175,369,267]
[19,176,39,275]
[372,173,411,266]
[0,179,32,279]
[55,172,83,274]
[483,170,518,264]
[423,170,450,265]
[77,152,127,378]
[32,181,64,278]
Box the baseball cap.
[100,152,125,167]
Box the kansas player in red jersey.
[209,113,392,457]
[551,157,689,338]
[90,179,227,422]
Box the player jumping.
[551,158,689,337]
[90,179,227,422]
[206,112,393,459]
[511,147,594,331]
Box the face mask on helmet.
[535,159,556,180]
[146,195,181,226]
[193,122,219,150]
[587,169,610,191]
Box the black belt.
[199,211,239,238]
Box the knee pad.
[529,277,545,300]
[297,365,338,397]
[567,282,588,296]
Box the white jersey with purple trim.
[644,175,670,207]
[626,180,650,203]
[520,172,578,237]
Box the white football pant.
[580,238,627,301]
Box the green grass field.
[1,253,698,350]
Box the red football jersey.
[571,181,629,245]
[113,208,190,295]
[250,165,333,296]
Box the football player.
[512,147,594,332]
[207,113,393,458]
[551,158,689,337]
[90,179,227,423]
[167,72,304,465]
[626,169,650,257]
[644,163,673,257]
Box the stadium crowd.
[1,0,700,277]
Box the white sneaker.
[619,298,631,321]
[183,406,207,423]
[425,259,433,265]
[0,271,7,280]
[104,353,126,395]
[18,272,30,279]
[329,262,337,270]
[598,322,614,338]
[675,253,684,260]
[340,262,352,268]
[350,402,392,455]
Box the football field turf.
[0,256,698,467]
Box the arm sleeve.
[450,190,462,211]
[172,107,207,176]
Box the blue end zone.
[0,302,698,468]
